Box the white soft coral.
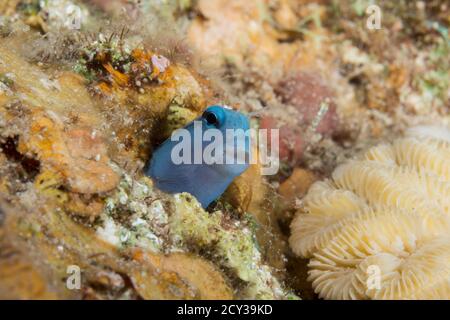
[290,125,450,299]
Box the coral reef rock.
[290,125,450,299]
[0,31,294,300]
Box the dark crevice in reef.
[0,136,41,181]
[82,271,143,300]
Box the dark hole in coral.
[348,75,365,86]
[82,269,143,300]
[276,29,305,44]
[285,253,318,300]
[349,75,364,86]
[116,271,143,300]
[0,136,41,180]
[277,210,294,237]
[331,128,357,147]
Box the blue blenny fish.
[146,105,251,208]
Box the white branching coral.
[290,125,450,300]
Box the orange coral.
[130,249,233,299]
[18,109,119,195]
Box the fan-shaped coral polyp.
[290,125,450,300]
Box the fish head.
[200,105,251,174]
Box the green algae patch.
[169,193,297,299]
[96,173,297,300]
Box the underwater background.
[0,0,449,300]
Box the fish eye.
[204,111,219,126]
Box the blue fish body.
[146,105,251,208]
